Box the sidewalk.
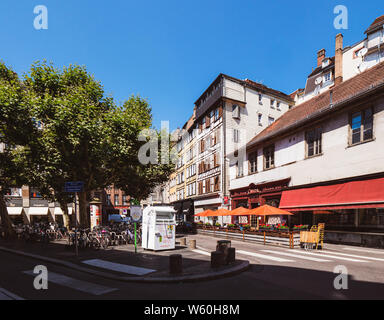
[0,236,249,283]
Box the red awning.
[279,177,384,212]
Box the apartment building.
[192,73,294,222]
[230,16,384,246]
[292,15,384,105]
[173,115,197,220]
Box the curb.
[0,246,250,283]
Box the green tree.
[21,62,173,228]
[0,62,36,238]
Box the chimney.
[334,33,344,86]
[317,49,326,67]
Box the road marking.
[321,251,384,262]
[82,259,156,276]
[23,271,117,296]
[290,250,369,263]
[343,247,384,255]
[260,250,331,262]
[237,250,294,262]
[192,249,211,256]
[0,288,24,300]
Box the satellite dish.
[358,48,368,57]
[315,77,323,85]
[359,62,367,72]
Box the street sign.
[131,205,142,222]
[64,181,84,193]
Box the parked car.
[176,221,196,234]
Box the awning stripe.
[280,177,384,211]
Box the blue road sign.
[65,181,84,192]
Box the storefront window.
[30,188,42,198]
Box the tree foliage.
[0,61,174,229]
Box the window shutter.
[219,106,223,118]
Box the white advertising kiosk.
[141,206,176,251]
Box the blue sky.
[0,0,382,130]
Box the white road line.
[82,259,156,275]
[343,247,384,255]
[321,251,384,262]
[192,249,211,256]
[237,250,294,262]
[290,250,369,263]
[260,250,331,262]
[0,288,24,300]
[23,271,117,296]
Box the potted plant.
[277,224,289,232]
[293,224,308,231]
[259,224,273,231]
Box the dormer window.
[322,59,330,68]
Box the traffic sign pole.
[134,222,137,254]
[75,192,78,257]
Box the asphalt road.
[1,233,384,300]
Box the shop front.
[279,176,384,247]
[230,178,290,227]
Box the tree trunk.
[59,202,70,230]
[78,191,89,228]
[0,194,16,239]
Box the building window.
[114,194,119,205]
[232,104,240,119]
[306,127,322,157]
[122,195,128,205]
[268,117,275,125]
[350,108,373,145]
[233,129,239,143]
[248,151,257,174]
[258,93,263,104]
[214,108,219,121]
[107,194,111,205]
[236,160,243,177]
[270,99,275,109]
[324,72,331,82]
[263,145,275,170]
[258,114,262,126]
[276,102,281,110]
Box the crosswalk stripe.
[23,271,117,295]
[260,250,331,262]
[290,250,369,263]
[237,250,294,262]
[321,251,384,262]
[82,259,156,276]
[192,249,211,256]
[343,247,384,255]
[0,288,24,300]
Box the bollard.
[179,237,186,246]
[169,254,183,275]
[189,239,196,249]
[227,247,236,264]
[211,251,225,268]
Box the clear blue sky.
[0,0,382,130]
